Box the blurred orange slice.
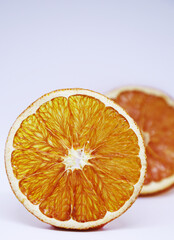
[107,86,174,195]
[5,89,146,229]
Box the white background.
[0,1,174,239]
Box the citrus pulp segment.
[107,86,174,195]
[5,89,146,229]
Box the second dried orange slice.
[5,89,146,229]
[107,86,174,195]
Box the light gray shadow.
[0,192,49,229]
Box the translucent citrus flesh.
[113,90,174,185]
[12,95,141,222]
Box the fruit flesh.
[11,94,141,222]
[113,90,174,185]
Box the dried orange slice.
[107,86,174,195]
[5,89,146,229]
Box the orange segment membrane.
[114,90,174,184]
[19,163,65,205]
[89,156,141,185]
[11,149,63,179]
[39,171,73,221]
[84,165,134,212]
[13,114,67,158]
[37,97,72,149]
[12,94,141,222]
[71,170,106,222]
[68,95,105,150]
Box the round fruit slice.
[5,88,146,229]
[107,86,174,195]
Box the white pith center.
[63,148,91,170]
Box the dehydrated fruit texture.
[108,87,174,194]
[5,89,146,229]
